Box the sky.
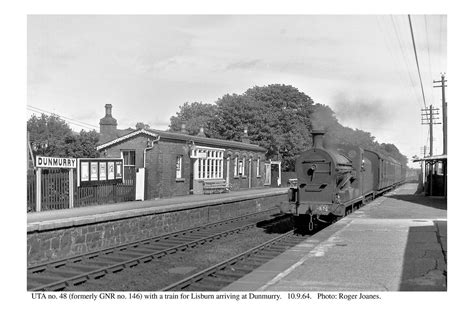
[27,14,447,167]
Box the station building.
[97,104,277,200]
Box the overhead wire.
[27,105,98,131]
[408,14,427,109]
[376,16,418,108]
[390,15,422,108]
[389,15,426,157]
[424,15,435,106]
[438,15,444,75]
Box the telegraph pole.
[434,73,447,198]
[434,74,447,155]
[421,105,440,156]
[421,105,440,195]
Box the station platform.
[223,183,447,291]
[27,187,288,231]
[27,186,289,265]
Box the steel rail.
[29,210,286,291]
[28,207,280,273]
[161,230,304,291]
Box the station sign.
[190,150,207,159]
[36,156,77,169]
[77,158,123,186]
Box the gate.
[26,169,72,212]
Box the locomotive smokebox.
[311,130,325,149]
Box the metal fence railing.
[27,168,136,212]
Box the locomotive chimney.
[311,130,325,149]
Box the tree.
[27,114,74,157]
[135,122,150,130]
[208,84,315,171]
[63,130,100,158]
[168,84,408,170]
[168,102,217,135]
[27,114,100,158]
[380,143,408,165]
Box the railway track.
[27,208,285,291]
[161,231,309,291]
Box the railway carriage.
[288,130,405,231]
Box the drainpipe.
[248,158,252,188]
[144,134,160,168]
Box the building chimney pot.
[242,127,250,144]
[197,126,206,137]
[99,104,118,143]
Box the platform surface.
[223,183,447,291]
[27,187,288,231]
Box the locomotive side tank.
[336,145,374,198]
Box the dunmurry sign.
[35,156,77,169]
[34,156,77,212]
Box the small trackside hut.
[96,104,276,200]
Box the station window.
[256,157,261,177]
[191,147,224,180]
[122,150,136,166]
[176,156,183,179]
[234,157,238,177]
[121,150,136,183]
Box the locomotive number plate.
[317,205,329,212]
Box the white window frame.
[191,146,225,180]
[121,150,136,183]
[121,150,136,167]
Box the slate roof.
[96,128,266,153]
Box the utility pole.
[434,74,447,155]
[421,105,440,195]
[420,146,427,158]
[421,105,441,156]
[434,73,447,198]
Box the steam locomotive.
[288,130,405,231]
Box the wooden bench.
[202,179,229,194]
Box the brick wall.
[101,134,151,168]
[145,140,190,199]
[27,193,287,265]
[227,155,266,190]
[100,133,268,199]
